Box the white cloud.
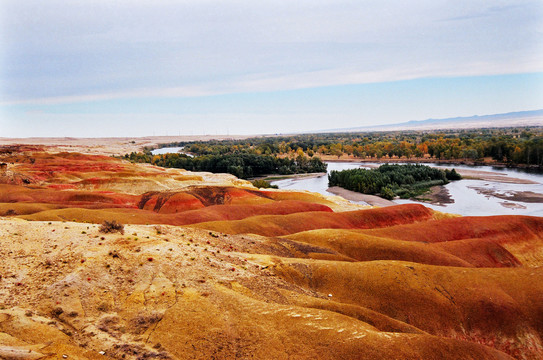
[1,0,542,105]
[2,56,541,107]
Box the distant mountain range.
[322,109,543,133]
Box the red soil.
[274,260,543,359]
[0,184,140,209]
[430,238,522,268]
[356,215,543,267]
[139,191,206,213]
[191,204,434,236]
[360,215,543,245]
[282,229,474,267]
[21,200,333,226]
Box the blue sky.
[1,0,542,137]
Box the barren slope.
[0,148,541,359]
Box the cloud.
[1,0,542,106]
[2,57,541,107]
[441,3,526,21]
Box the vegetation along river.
[271,162,543,216]
[150,146,543,216]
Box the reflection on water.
[151,147,193,157]
[272,162,543,217]
[151,147,184,155]
[270,162,363,197]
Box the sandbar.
[468,187,543,204]
[327,186,395,207]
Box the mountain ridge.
[322,109,543,133]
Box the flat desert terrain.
[0,135,256,156]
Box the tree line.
[150,127,543,167]
[124,152,326,179]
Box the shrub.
[154,225,166,235]
[251,179,278,189]
[380,186,395,200]
[129,312,163,335]
[445,168,462,180]
[99,220,124,235]
[51,307,64,318]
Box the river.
[271,162,543,217]
[151,147,193,157]
[150,146,543,216]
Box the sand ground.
[327,186,396,207]
[0,135,258,156]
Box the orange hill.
[190,204,434,236]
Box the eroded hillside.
[0,148,542,360]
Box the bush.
[99,220,125,235]
[251,179,278,189]
[380,186,395,200]
[445,168,462,180]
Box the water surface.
[272,162,543,216]
[151,147,193,156]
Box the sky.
[1,0,542,137]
